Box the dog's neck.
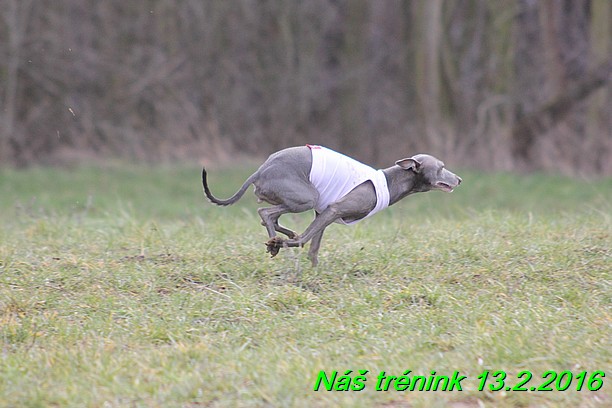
[382,166,425,206]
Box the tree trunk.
[1,0,34,163]
[511,59,612,164]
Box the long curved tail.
[202,168,256,206]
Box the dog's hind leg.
[256,178,319,257]
[266,182,376,264]
[258,206,295,238]
[265,203,339,262]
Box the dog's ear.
[395,157,421,172]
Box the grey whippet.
[202,145,462,266]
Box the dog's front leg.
[307,228,324,267]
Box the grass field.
[0,164,610,407]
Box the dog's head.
[395,154,462,193]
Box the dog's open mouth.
[435,182,455,192]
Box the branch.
[511,58,612,161]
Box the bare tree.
[0,0,609,175]
[1,0,33,164]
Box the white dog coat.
[307,145,390,225]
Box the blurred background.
[1,0,610,175]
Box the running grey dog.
[202,145,461,266]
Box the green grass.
[0,165,610,407]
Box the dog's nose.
[457,176,462,185]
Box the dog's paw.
[265,236,284,258]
